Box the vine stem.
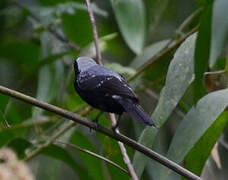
[0,85,201,180]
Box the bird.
[73,57,156,129]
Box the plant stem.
[0,85,202,180]
[109,114,138,180]
[85,0,102,65]
[127,25,199,82]
[84,0,137,178]
[176,8,202,34]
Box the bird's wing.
[77,71,138,101]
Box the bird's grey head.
[74,57,97,75]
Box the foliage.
[0,0,228,179]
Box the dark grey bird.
[74,57,156,128]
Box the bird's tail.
[117,98,156,127]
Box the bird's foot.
[94,120,100,131]
[90,119,100,132]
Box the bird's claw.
[94,120,100,131]
[89,119,100,132]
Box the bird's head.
[74,57,97,75]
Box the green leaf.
[0,41,40,67]
[7,138,32,159]
[42,144,92,180]
[0,94,9,111]
[0,121,40,148]
[209,0,228,67]
[193,2,213,103]
[184,112,228,176]
[62,10,93,47]
[161,89,228,179]
[133,34,197,178]
[152,33,196,127]
[133,128,158,178]
[97,132,131,180]
[111,0,146,54]
[70,131,105,180]
[0,131,15,148]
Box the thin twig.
[204,70,226,76]
[84,0,137,178]
[127,25,199,82]
[55,140,129,175]
[85,0,102,65]
[0,109,10,128]
[110,114,138,180]
[12,0,80,51]
[176,8,203,35]
[0,85,201,180]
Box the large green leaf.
[98,132,131,180]
[159,89,228,179]
[193,2,213,103]
[209,0,228,67]
[70,131,105,180]
[94,112,130,180]
[184,112,228,177]
[133,33,197,178]
[62,10,93,47]
[111,0,146,54]
[0,131,16,148]
[152,33,196,127]
[133,127,158,178]
[42,144,92,180]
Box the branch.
[85,0,102,65]
[127,25,199,82]
[176,8,202,35]
[109,114,138,180]
[55,140,129,175]
[12,0,80,51]
[84,0,137,178]
[0,85,201,180]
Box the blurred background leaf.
[110,0,146,54]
